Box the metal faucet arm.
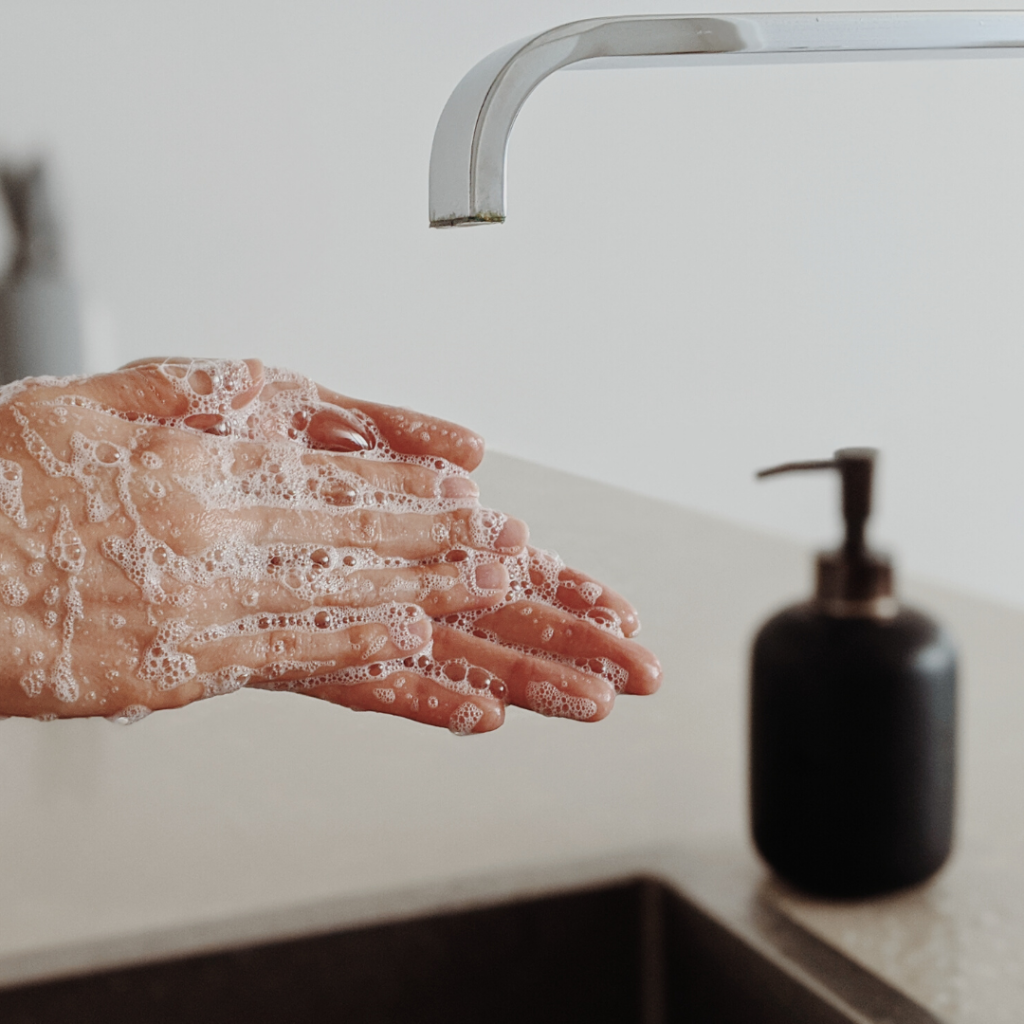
[429,12,1024,227]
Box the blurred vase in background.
[0,160,83,385]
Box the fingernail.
[636,656,662,692]
[318,418,371,453]
[309,409,372,451]
[496,517,529,551]
[474,562,507,590]
[323,480,359,507]
[183,414,223,431]
[408,617,432,644]
[441,476,479,499]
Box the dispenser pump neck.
[757,448,894,615]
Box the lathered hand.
[0,360,659,732]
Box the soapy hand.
[0,359,660,732]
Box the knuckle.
[260,630,301,663]
[431,515,454,547]
[400,466,433,497]
[348,509,382,545]
[147,682,199,711]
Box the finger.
[317,561,511,616]
[311,452,478,503]
[116,363,369,453]
[315,386,485,472]
[86,358,266,422]
[470,602,662,696]
[431,626,616,722]
[253,389,373,453]
[229,554,511,617]
[240,506,528,561]
[282,670,504,734]
[227,442,479,505]
[529,552,642,638]
[182,607,433,694]
[322,508,527,560]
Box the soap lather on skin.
[0,358,661,732]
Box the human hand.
[0,360,660,732]
[0,360,517,728]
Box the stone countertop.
[1,453,1021,1021]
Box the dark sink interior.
[0,878,912,1024]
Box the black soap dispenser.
[750,448,956,897]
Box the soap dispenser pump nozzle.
[758,447,893,616]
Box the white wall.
[2,0,1024,608]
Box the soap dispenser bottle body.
[751,601,956,897]
[750,448,956,897]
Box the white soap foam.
[448,701,483,735]
[197,665,252,698]
[105,704,152,725]
[140,620,198,691]
[525,680,598,721]
[0,459,28,528]
[0,579,28,607]
[20,669,45,697]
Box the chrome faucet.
[429,12,1024,228]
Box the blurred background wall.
[1,0,1023,607]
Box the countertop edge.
[0,844,944,1023]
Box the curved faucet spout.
[429,12,1024,228]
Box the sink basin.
[0,877,938,1023]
